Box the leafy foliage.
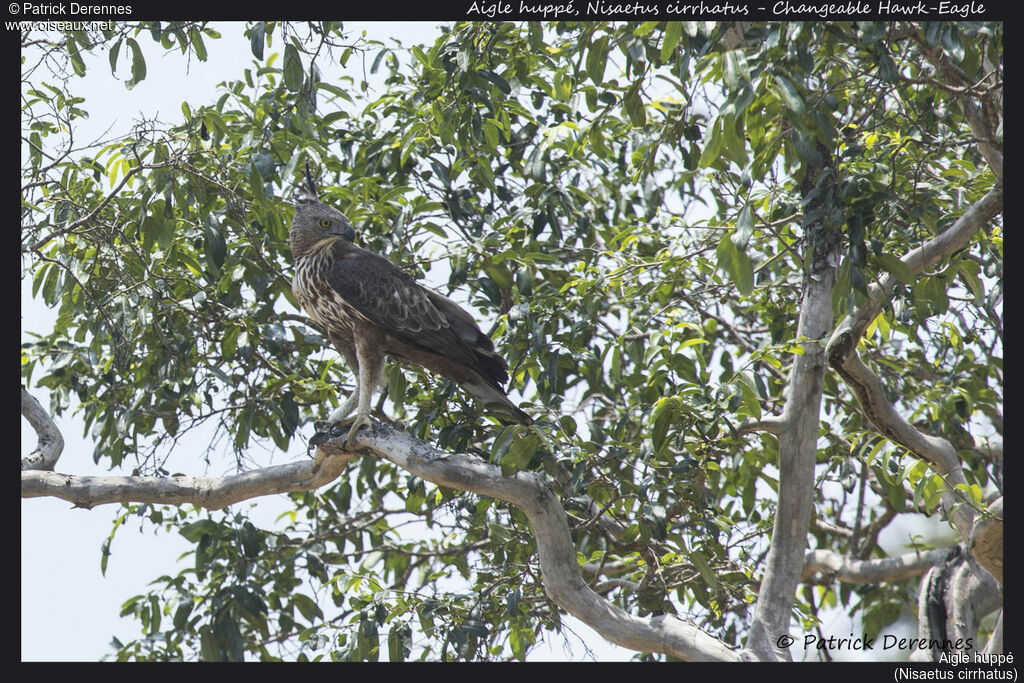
[22,20,1001,660]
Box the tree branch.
[911,30,1002,182]
[910,546,1000,661]
[825,186,1002,544]
[737,416,786,436]
[21,387,64,471]
[322,425,742,662]
[830,185,1002,347]
[746,144,842,662]
[982,610,1003,655]
[948,553,1001,648]
[21,442,356,510]
[25,160,177,253]
[21,419,740,661]
[800,548,946,584]
[969,497,1002,584]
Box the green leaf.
[661,22,682,62]
[732,205,754,249]
[148,595,162,633]
[586,479,617,505]
[357,614,379,661]
[142,214,175,252]
[388,625,411,662]
[249,22,265,60]
[189,27,208,61]
[40,264,61,306]
[221,325,239,360]
[772,73,804,117]
[483,119,500,149]
[850,263,868,296]
[179,519,223,542]
[623,85,646,127]
[108,39,122,76]
[388,366,408,405]
[100,538,111,576]
[877,54,899,82]
[214,614,245,661]
[877,253,915,286]
[31,263,50,299]
[199,627,224,661]
[957,260,984,303]
[125,38,147,88]
[500,433,537,476]
[509,625,533,661]
[650,396,677,455]
[698,119,724,168]
[204,216,227,273]
[478,68,510,94]
[716,233,754,296]
[689,549,718,589]
[723,50,743,89]
[66,37,86,77]
[29,132,42,169]
[173,601,194,630]
[586,36,608,85]
[252,149,276,181]
[284,44,304,92]
[239,521,262,558]
[916,276,949,317]
[293,593,323,623]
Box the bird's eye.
[319,218,332,228]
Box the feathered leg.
[339,326,385,449]
[326,339,360,424]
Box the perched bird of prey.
[289,172,532,449]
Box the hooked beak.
[330,220,356,243]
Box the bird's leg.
[342,329,384,449]
[326,391,358,425]
[316,342,360,432]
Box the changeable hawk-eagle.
[289,174,531,449]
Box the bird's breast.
[293,254,360,332]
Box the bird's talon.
[342,416,373,450]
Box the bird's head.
[289,167,356,256]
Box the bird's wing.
[324,242,530,425]
[324,245,478,366]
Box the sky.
[19,20,641,662]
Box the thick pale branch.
[969,497,1002,584]
[800,548,946,584]
[22,419,739,660]
[827,349,973,540]
[321,424,741,662]
[826,187,1002,543]
[949,554,1001,648]
[737,416,786,436]
[21,386,64,471]
[21,447,356,509]
[747,150,842,661]
[834,186,1002,345]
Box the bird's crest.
[294,160,320,205]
